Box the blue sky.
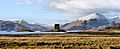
[0,0,69,24]
[0,0,120,25]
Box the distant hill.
[106,23,120,29]
[0,19,49,32]
[108,16,120,23]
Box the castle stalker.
[52,24,66,32]
[54,24,60,31]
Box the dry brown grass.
[0,34,120,49]
[80,29,120,33]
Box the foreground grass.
[0,32,120,49]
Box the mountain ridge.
[0,19,49,32]
[73,13,107,22]
[109,16,120,23]
[62,13,109,30]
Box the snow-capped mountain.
[109,16,120,23]
[8,19,30,28]
[62,13,109,30]
[0,19,49,32]
[74,13,107,21]
[98,23,120,30]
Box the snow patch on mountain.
[8,19,24,24]
[74,13,107,21]
[109,16,120,23]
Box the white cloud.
[14,0,45,5]
[50,0,120,17]
[15,0,33,5]
[46,18,69,23]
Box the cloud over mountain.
[50,0,120,17]
[13,0,120,17]
[11,0,120,24]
